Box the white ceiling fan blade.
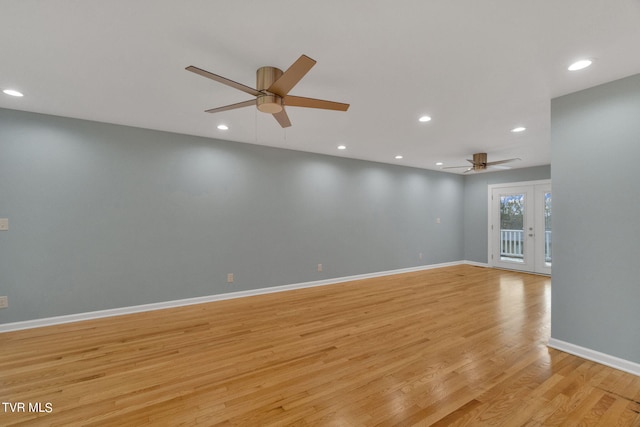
[442,165,472,169]
[485,158,521,166]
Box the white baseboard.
[1,260,476,333]
[463,260,489,268]
[548,338,640,377]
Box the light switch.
[0,218,8,231]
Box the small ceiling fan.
[442,153,521,173]
[186,54,349,128]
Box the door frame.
[533,183,552,275]
[487,179,551,274]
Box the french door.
[488,180,551,275]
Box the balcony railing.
[501,229,523,258]
[500,229,552,262]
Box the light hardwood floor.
[1,265,639,426]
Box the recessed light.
[418,115,432,122]
[511,127,526,133]
[3,89,23,97]
[435,162,444,166]
[568,59,592,71]
[395,155,403,160]
[217,124,229,130]
[337,145,346,150]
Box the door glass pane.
[500,194,525,263]
[544,192,552,267]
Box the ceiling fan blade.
[284,95,350,111]
[485,158,521,166]
[205,99,255,114]
[442,165,472,169]
[186,66,261,97]
[463,168,475,173]
[267,55,316,97]
[272,109,292,128]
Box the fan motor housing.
[472,152,488,169]
[256,66,284,113]
[257,94,283,113]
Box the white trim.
[1,260,475,333]
[463,260,489,268]
[548,338,640,377]
[488,179,552,190]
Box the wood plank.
[1,265,638,425]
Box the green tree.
[500,195,524,230]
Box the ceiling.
[2,1,640,173]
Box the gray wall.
[0,108,464,323]
[551,74,640,363]
[462,165,551,263]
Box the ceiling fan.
[442,153,521,173]
[186,54,349,128]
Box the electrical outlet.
[0,218,8,231]
[0,296,8,309]
[436,218,441,224]
[317,263,323,272]
[227,273,234,283]
[419,253,423,260]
